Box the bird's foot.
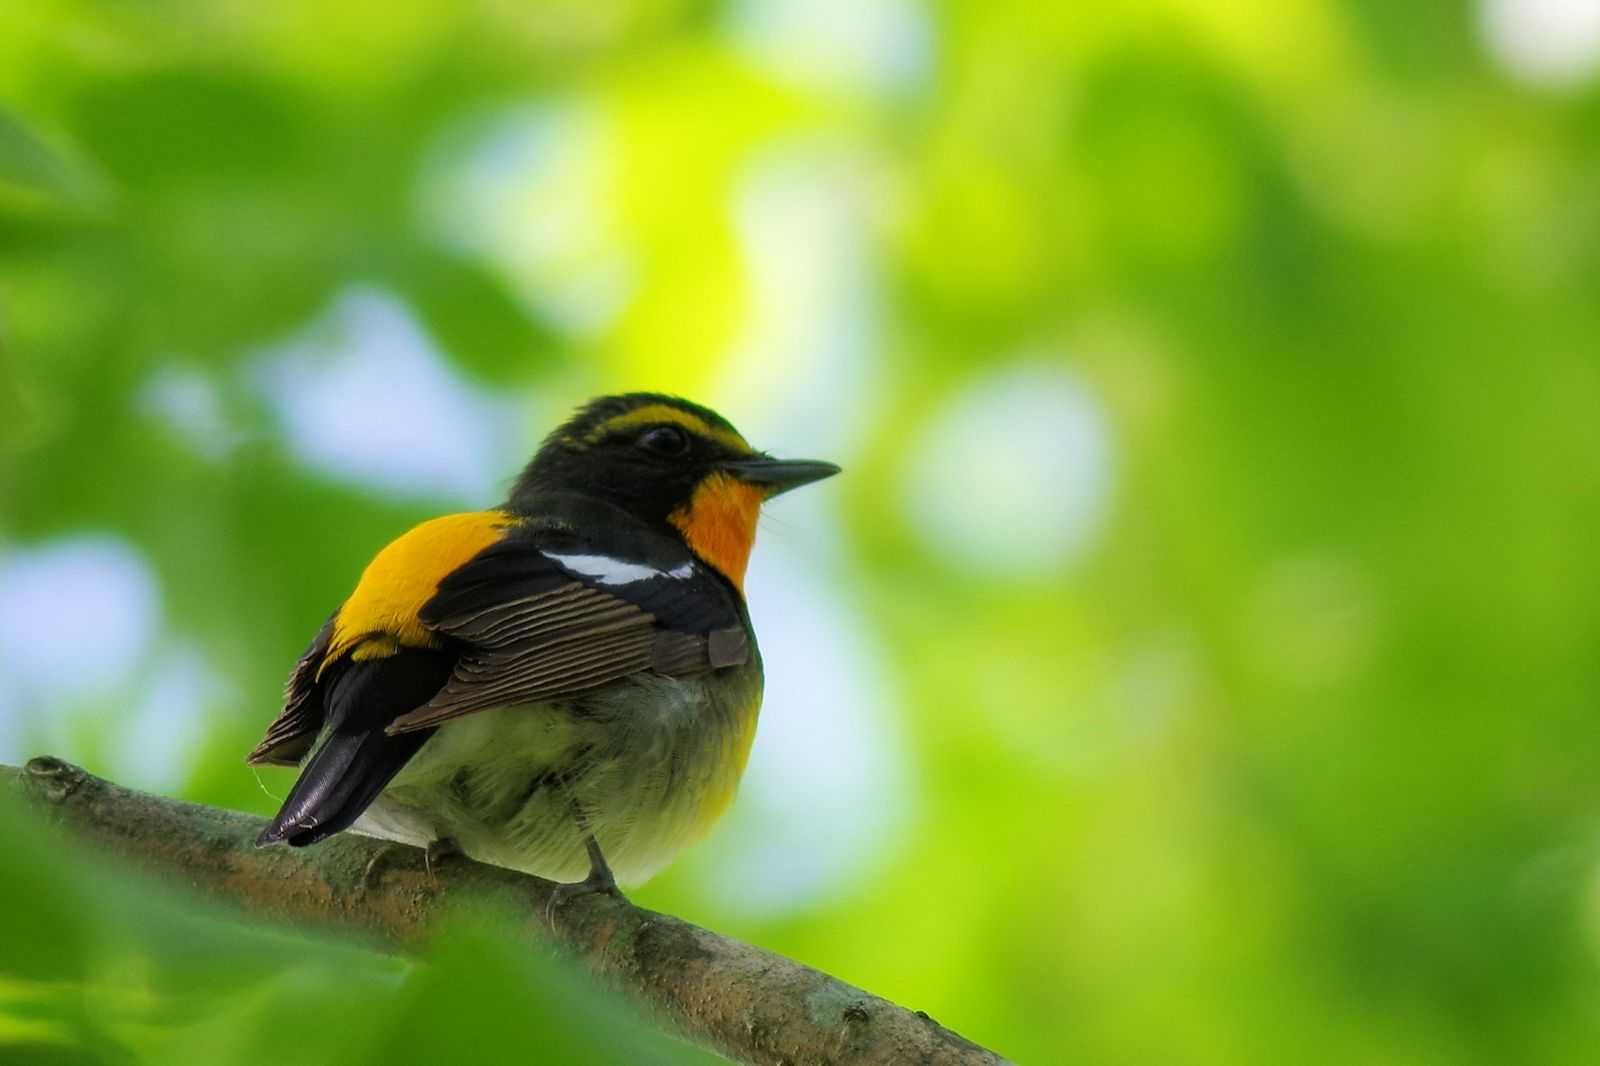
[361,842,411,889]
[543,842,623,927]
[424,836,463,879]
[552,867,621,903]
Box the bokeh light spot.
[0,536,160,707]
[728,0,934,96]
[700,531,911,914]
[715,139,884,463]
[138,364,241,459]
[111,645,225,792]
[0,535,161,764]
[1480,0,1600,88]
[421,102,633,336]
[901,363,1115,578]
[250,287,525,503]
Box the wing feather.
[386,524,751,732]
[246,610,338,766]
[388,584,665,732]
[257,509,752,743]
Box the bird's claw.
[361,842,410,889]
[543,869,622,928]
[424,836,463,879]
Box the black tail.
[256,648,452,847]
[255,728,432,846]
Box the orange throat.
[669,473,763,592]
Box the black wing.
[255,647,452,846]
[246,610,338,767]
[386,514,747,733]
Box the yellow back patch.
[323,511,516,675]
[668,472,763,593]
[583,403,751,454]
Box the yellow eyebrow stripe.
[585,404,751,453]
[322,511,516,675]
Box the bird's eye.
[638,425,690,457]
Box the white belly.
[354,668,761,885]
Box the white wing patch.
[543,551,695,586]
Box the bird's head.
[508,393,839,589]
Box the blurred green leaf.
[69,70,312,189]
[388,249,563,385]
[0,109,98,204]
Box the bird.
[247,393,838,896]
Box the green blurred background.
[3,0,1600,1062]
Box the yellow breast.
[690,680,762,838]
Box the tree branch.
[2,757,1005,1066]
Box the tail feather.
[256,647,453,848]
[255,729,431,847]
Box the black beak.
[719,456,841,497]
